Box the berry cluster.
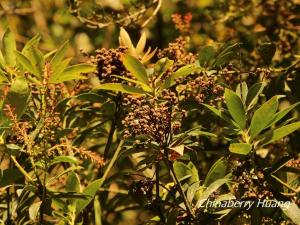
[176,72,224,105]
[91,47,128,83]
[231,160,274,200]
[157,37,196,73]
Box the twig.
[10,156,33,182]
[141,0,162,27]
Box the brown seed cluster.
[171,12,193,34]
[157,37,196,73]
[122,95,185,144]
[231,160,274,200]
[176,73,224,105]
[91,47,128,83]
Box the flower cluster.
[176,73,224,105]
[171,12,193,34]
[91,47,128,83]
[122,94,185,144]
[157,37,196,72]
[231,160,274,200]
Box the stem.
[6,188,11,225]
[155,162,165,223]
[39,174,46,225]
[164,157,194,218]
[102,139,124,183]
[10,156,33,182]
[103,119,116,160]
[103,95,120,160]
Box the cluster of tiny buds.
[90,47,128,83]
[121,95,185,144]
[157,37,196,73]
[231,160,274,200]
[176,73,224,105]
[171,12,193,34]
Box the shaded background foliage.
[0,0,299,225]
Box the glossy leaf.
[123,54,149,85]
[246,82,264,110]
[15,51,39,77]
[76,178,104,213]
[229,143,252,155]
[162,65,195,89]
[250,96,278,139]
[195,178,228,208]
[225,88,246,129]
[2,29,16,66]
[50,41,69,70]
[199,45,216,67]
[50,64,95,83]
[66,172,81,193]
[259,122,300,146]
[280,202,300,224]
[2,76,30,119]
[204,158,227,186]
[95,83,146,95]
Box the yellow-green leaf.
[229,143,252,155]
[225,88,246,129]
[3,29,16,66]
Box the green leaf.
[259,122,300,146]
[202,103,233,124]
[162,65,195,89]
[119,28,135,54]
[268,103,300,127]
[187,182,200,203]
[173,161,199,185]
[204,158,227,186]
[50,156,79,166]
[94,196,102,225]
[50,64,95,83]
[2,29,16,66]
[66,172,81,193]
[26,45,44,75]
[76,178,103,213]
[50,41,69,71]
[29,201,42,221]
[154,57,174,75]
[225,88,246,129]
[229,143,252,155]
[111,75,152,92]
[123,54,149,85]
[258,42,276,65]
[246,82,264,110]
[195,178,228,208]
[249,96,279,139]
[198,45,216,67]
[213,51,236,67]
[236,82,248,104]
[280,202,300,224]
[95,83,146,95]
[22,34,41,55]
[2,76,30,119]
[50,57,72,81]
[136,32,147,54]
[15,51,39,77]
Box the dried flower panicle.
[91,47,128,83]
[157,37,196,73]
[121,94,185,144]
[176,72,224,105]
[171,12,193,34]
[231,160,274,200]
